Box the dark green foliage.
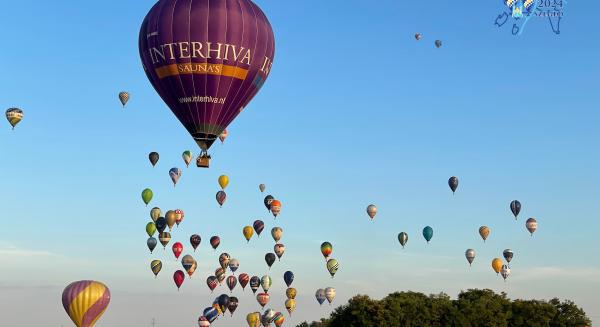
[297,289,591,327]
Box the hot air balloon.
[228,297,239,316]
[448,176,458,193]
[262,309,276,326]
[216,268,226,284]
[190,234,201,251]
[465,249,476,266]
[150,207,161,222]
[415,33,423,40]
[182,151,193,168]
[325,287,336,304]
[320,242,333,260]
[492,258,503,275]
[229,258,240,274]
[315,289,326,306]
[274,244,285,261]
[435,40,443,48]
[253,220,265,237]
[174,209,184,227]
[227,275,238,293]
[5,108,23,130]
[150,260,162,278]
[203,307,218,323]
[218,175,229,190]
[149,152,159,167]
[141,188,153,206]
[271,227,283,243]
[503,249,514,265]
[479,226,490,242]
[62,281,110,327]
[147,237,157,253]
[217,294,230,315]
[206,276,218,293]
[219,129,228,144]
[165,210,177,231]
[247,312,261,327]
[501,264,511,281]
[261,275,272,293]
[169,168,182,187]
[219,253,231,270]
[423,226,433,243]
[273,312,285,327]
[326,259,339,278]
[270,200,282,218]
[216,191,227,207]
[118,91,130,107]
[182,255,196,276]
[158,232,171,249]
[156,217,167,233]
[198,316,210,327]
[526,218,537,236]
[284,271,294,287]
[172,242,183,260]
[366,204,377,220]
[210,236,221,250]
[259,184,266,193]
[265,253,276,269]
[139,0,275,168]
[510,200,521,219]
[250,276,260,294]
[239,273,250,291]
[285,299,296,316]
[243,226,254,242]
[257,293,270,308]
[146,222,157,237]
[264,195,274,211]
[286,287,297,300]
[398,232,408,248]
[173,270,185,290]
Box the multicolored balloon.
[182,151,193,168]
[141,188,153,206]
[264,195,274,211]
[257,293,270,308]
[501,264,511,281]
[271,227,283,243]
[510,200,521,219]
[227,275,238,293]
[250,276,260,294]
[190,234,201,251]
[169,168,182,186]
[465,249,476,266]
[149,152,159,167]
[398,232,408,248]
[321,242,333,259]
[239,273,250,291]
[503,249,514,265]
[174,209,184,227]
[273,312,285,327]
[366,204,377,220]
[118,91,130,107]
[210,236,221,250]
[5,108,23,130]
[270,200,282,218]
[216,268,227,284]
[315,289,326,306]
[158,232,171,249]
[325,287,336,304]
[415,33,423,40]
[423,226,433,243]
[326,258,339,278]
[229,258,240,274]
[219,252,231,270]
[274,244,285,261]
[198,316,210,327]
[150,207,161,222]
[150,260,162,277]
[219,129,228,144]
[216,191,227,207]
[526,218,537,236]
[228,296,239,316]
[182,255,196,277]
[203,307,218,323]
[261,275,272,293]
[62,280,110,327]
[253,220,265,237]
[206,276,218,293]
[479,226,490,242]
[262,309,276,326]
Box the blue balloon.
[423,226,433,243]
[284,271,294,287]
[315,289,326,306]
[203,307,218,323]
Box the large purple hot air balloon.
[139,0,275,168]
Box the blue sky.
[1,0,599,326]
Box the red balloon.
[174,270,185,290]
[226,275,237,293]
[238,273,250,291]
[172,242,183,260]
[257,292,270,308]
[210,236,221,250]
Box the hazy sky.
[1,0,599,326]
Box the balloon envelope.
[321,242,333,258]
[526,218,538,235]
[118,91,129,107]
[510,200,522,219]
[448,176,458,193]
[141,188,153,206]
[284,271,294,287]
[398,232,408,248]
[190,234,201,251]
[259,184,266,193]
[326,259,339,277]
[315,289,326,305]
[62,280,110,327]
[366,204,377,220]
[149,152,159,167]
[147,237,157,253]
[479,226,490,242]
[243,226,254,242]
[173,270,185,290]
[423,226,433,243]
[218,175,229,190]
[465,249,476,266]
[210,236,221,250]
[253,220,265,236]
[216,191,227,207]
[6,108,24,129]
[182,150,193,167]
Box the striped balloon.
[62,281,110,327]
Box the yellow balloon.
[218,175,229,190]
[286,287,297,299]
[285,298,296,315]
[479,226,490,242]
[492,258,503,274]
[243,226,254,242]
[246,312,261,327]
[165,210,176,230]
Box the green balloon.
[142,188,153,206]
[146,222,157,237]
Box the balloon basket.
[197,155,210,168]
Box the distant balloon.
[250,276,260,294]
[479,226,490,242]
[492,258,503,275]
[285,298,296,316]
[182,255,196,277]
[247,312,261,327]
[141,188,153,206]
[173,270,185,290]
[229,258,240,274]
[325,287,336,304]
[435,39,442,48]
[526,218,537,236]
[5,108,24,130]
[286,287,297,300]
[366,204,377,220]
[448,176,458,193]
[149,152,159,167]
[326,258,339,278]
[169,168,182,186]
[174,209,184,227]
[503,249,514,264]
[227,276,238,293]
[273,312,285,327]
[147,237,157,253]
[217,294,230,315]
[182,151,193,168]
[190,234,201,251]
[62,280,110,327]
[423,226,433,243]
[165,210,177,231]
[216,268,227,285]
[270,200,282,218]
[465,249,476,266]
[257,293,270,308]
[243,226,254,242]
[321,242,333,259]
[262,309,276,326]
[259,184,266,193]
[415,33,423,40]
[155,217,167,233]
[219,253,231,270]
[284,271,294,287]
[150,207,161,222]
[501,264,511,281]
[203,307,218,323]
[146,222,156,237]
[315,289,326,306]
[265,253,276,269]
[172,242,183,260]
[510,200,521,219]
[216,191,227,207]
[261,275,272,293]
[274,244,285,261]
[219,129,228,144]
[150,260,162,277]
[206,276,218,293]
[118,91,130,107]
[218,175,229,190]
[210,236,221,250]
[198,316,210,327]
[158,232,171,249]
[398,232,408,248]
[271,227,283,243]
[228,297,239,316]
[239,273,250,291]
[264,195,275,211]
[253,220,265,237]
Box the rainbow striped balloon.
[62,280,111,327]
